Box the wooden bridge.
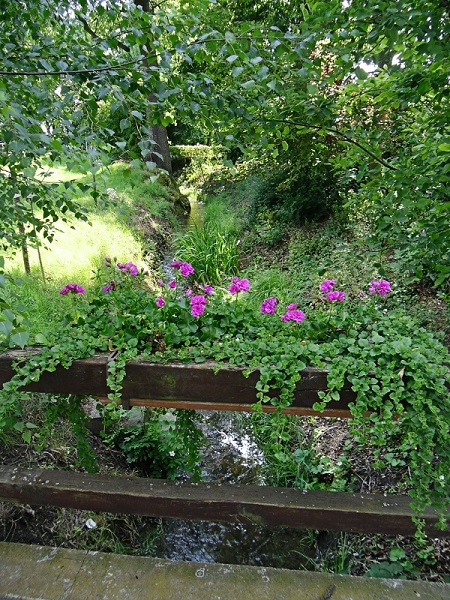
[0,349,449,599]
[0,349,447,535]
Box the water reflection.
[143,412,316,570]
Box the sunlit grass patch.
[3,162,179,336]
[6,213,143,284]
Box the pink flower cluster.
[171,260,195,278]
[320,279,336,293]
[369,279,391,296]
[327,291,345,302]
[281,309,306,323]
[320,279,345,302]
[260,298,306,323]
[260,297,278,314]
[190,294,207,317]
[59,283,85,295]
[117,262,138,276]
[102,280,115,293]
[229,277,250,294]
[156,296,165,308]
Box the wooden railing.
[0,349,447,538]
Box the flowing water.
[141,195,317,569]
[186,197,205,230]
[141,411,315,569]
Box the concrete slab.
[1,541,449,600]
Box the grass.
[173,224,240,284]
[173,191,243,284]
[3,161,182,337]
[201,173,449,346]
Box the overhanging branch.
[267,117,396,171]
[0,57,147,77]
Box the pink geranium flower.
[117,262,138,276]
[320,279,336,293]
[327,291,345,302]
[59,284,85,295]
[369,279,391,296]
[260,297,278,314]
[281,309,306,323]
[229,277,250,294]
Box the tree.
[0,0,303,260]
[1,0,448,285]
[296,0,450,285]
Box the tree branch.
[76,14,131,53]
[267,117,396,170]
[0,58,147,77]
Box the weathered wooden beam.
[0,466,446,537]
[0,349,356,416]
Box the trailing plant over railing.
[0,258,449,533]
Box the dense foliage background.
[1,0,449,285]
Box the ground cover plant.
[1,152,449,578]
[1,253,449,541]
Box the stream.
[148,412,316,569]
[140,195,317,570]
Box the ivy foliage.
[1,262,449,531]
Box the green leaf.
[119,118,130,132]
[39,58,52,71]
[0,321,13,337]
[354,67,368,80]
[10,331,30,348]
[3,309,14,321]
[35,333,50,345]
[241,80,256,91]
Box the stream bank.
[1,167,450,583]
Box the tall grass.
[173,223,239,285]
[203,195,240,236]
[171,188,243,285]
[245,268,294,308]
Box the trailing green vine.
[0,259,449,531]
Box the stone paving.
[1,542,449,600]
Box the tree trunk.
[19,222,31,275]
[136,1,172,174]
[145,122,173,174]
